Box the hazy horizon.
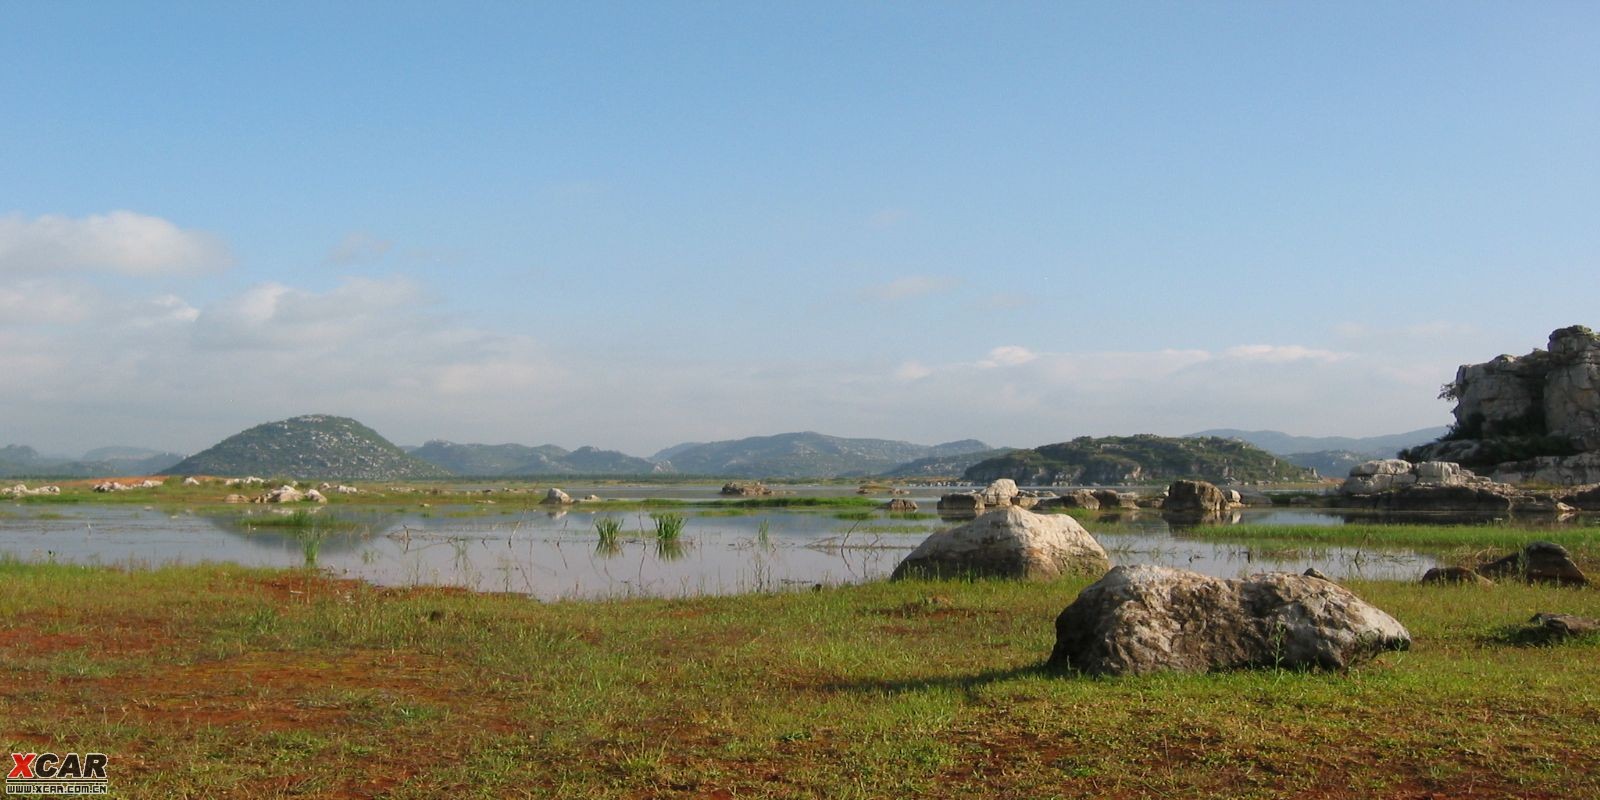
[4,4,1595,455]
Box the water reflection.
[0,502,1585,599]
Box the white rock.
[891,506,1110,581]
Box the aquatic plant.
[651,512,686,542]
[595,516,623,548]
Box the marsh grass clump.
[650,512,686,542]
[833,510,875,522]
[594,516,624,548]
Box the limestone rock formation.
[1404,326,1600,483]
[937,479,1036,514]
[890,506,1110,581]
[1336,459,1573,514]
[1092,489,1138,510]
[1161,480,1229,515]
[1047,565,1411,675]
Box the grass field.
[3,558,1598,799]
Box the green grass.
[1189,523,1600,559]
[1,560,1598,797]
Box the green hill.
[656,432,994,478]
[163,415,445,480]
[963,435,1313,485]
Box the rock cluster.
[936,479,1050,513]
[1336,459,1574,514]
[1048,565,1411,675]
[720,481,774,497]
[1420,542,1588,587]
[1404,326,1600,484]
[3,483,60,498]
[890,506,1109,581]
[93,479,163,492]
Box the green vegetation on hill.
[882,447,1017,478]
[163,415,445,480]
[964,435,1313,485]
[658,432,994,478]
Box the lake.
[0,483,1478,598]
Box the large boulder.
[890,506,1109,581]
[1048,565,1411,675]
[1057,489,1100,510]
[884,498,918,513]
[1476,541,1588,586]
[1092,489,1138,510]
[542,487,574,505]
[936,492,984,513]
[1162,480,1227,515]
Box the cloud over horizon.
[0,263,1460,456]
[0,211,233,276]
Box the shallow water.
[0,495,1463,599]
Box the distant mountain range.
[0,445,185,479]
[406,440,665,476]
[1187,427,1448,478]
[4,419,1447,482]
[964,435,1312,485]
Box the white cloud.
[0,211,232,276]
[893,361,933,381]
[0,268,1460,457]
[0,280,96,324]
[326,231,393,265]
[860,274,960,302]
[978,345,1039,368]
[1221,344,1349,363]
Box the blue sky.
[2,2,1597,456]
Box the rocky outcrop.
[1336,459,1573,514]
[1047,565,1411,675]
[255,485,305,503]
[92,479,163,492]
[937,479,1038,514]
[3,483,60,498]
[1404,326,1600,483]
[1161,480,1231,515]
[1525,612,1600,640]
[1092,489,1138,510]
[720,481,773,497]
[890,506,1110,581]
[884,498,918,513]
[1476,542,1587,587]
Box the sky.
[2,2,1597,458]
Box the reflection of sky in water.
[0,504,1455,599]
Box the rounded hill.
[163,415,446,480]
